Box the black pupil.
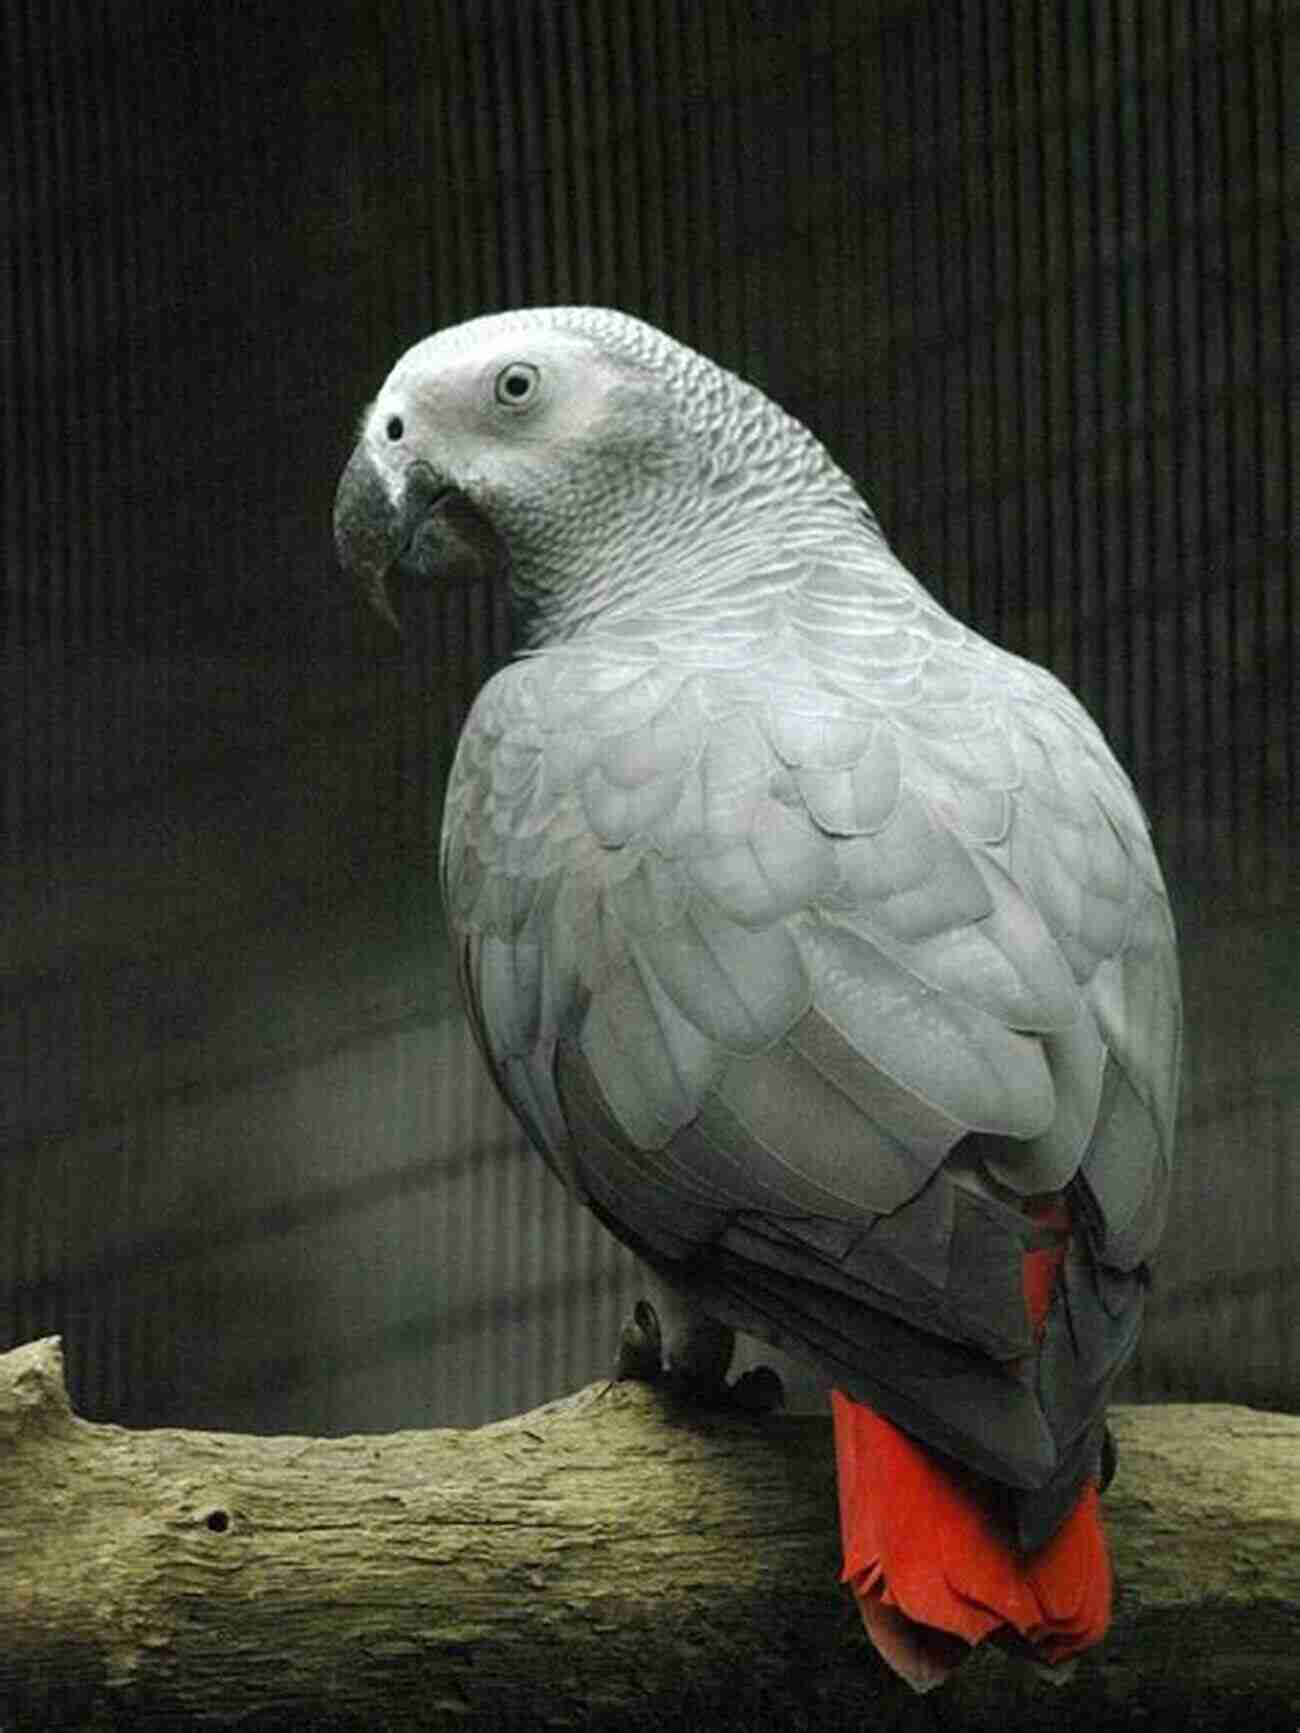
[386,415,403,440]
[505,371,530,398]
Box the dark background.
[3,0,1296,1435]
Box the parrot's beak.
[333,445,501,631]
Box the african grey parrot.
[334,307,1181,1690]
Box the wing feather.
[442,549,1180,1500]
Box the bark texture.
[2,1335,1298,1730]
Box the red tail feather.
[831,1197,1111,1691]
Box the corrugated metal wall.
[3,1,1296,1431]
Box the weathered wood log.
[2,1336,1298,1730]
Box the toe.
[616,1299,663,1383]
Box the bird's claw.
[615,1297,784,1412]
[1099,1424,1119,1494]
[616,1298,663,1383]
[726,1364,786,1414]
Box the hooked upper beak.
[333,445,499,631]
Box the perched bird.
[334,308,1180,1691]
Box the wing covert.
[442,554,1179,1391]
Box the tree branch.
[2,1336,1298,1729]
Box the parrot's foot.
[615,1299,784,1413]
[616,1299,666,1383]
[1099,1424,1119,1493]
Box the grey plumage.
[335,306,1181,1550]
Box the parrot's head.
[334,306,865,644]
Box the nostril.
[205,1509,231,1534]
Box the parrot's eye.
[494,362,540,408]
[385,415,404,441]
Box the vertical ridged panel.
[3,0,1296,1432]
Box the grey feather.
[345,305,1182,1536]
